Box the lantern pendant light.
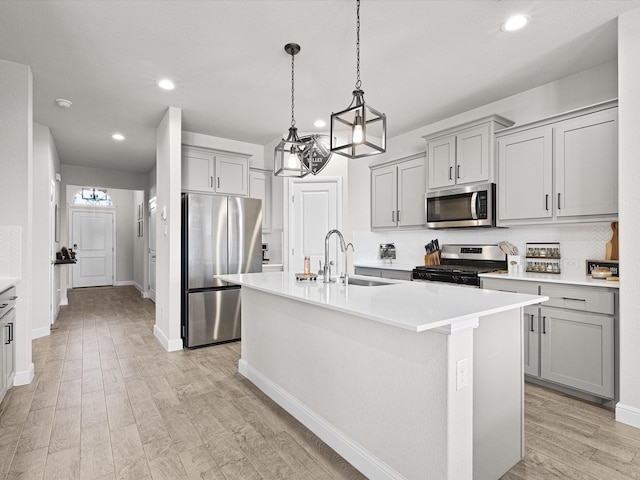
[274,43,311,177]
[330,0,386,159]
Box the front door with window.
[70,209,115,288]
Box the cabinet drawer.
[540,284,614,315]
[481,278,539,295]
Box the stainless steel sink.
[347,277,394,287]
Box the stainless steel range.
[412,244,507,287]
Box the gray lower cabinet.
[481,277,616,399]
[354,266,412,281]
[0,303,16,404]
[539,306,614,398]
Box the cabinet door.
[555,108,618,218]
[456,124,490,185]
[182,148,214,192]
[371,165,397,228]
[523,306,539,377]
[397,158,426,228]
[0,322,6,402]
[428,135,456,189]
[215,155,248,196]
[540,306,614,398]
[498,127,553,222]
[249,170,271,233]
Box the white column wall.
[616,7,640,427]
[154,106,182,351]
[0,58,34,385]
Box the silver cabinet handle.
[217,177,220,189]
[545,194,549,211]
[558,193,561,210]
[530,315,534,332]
[391,211,395,222]
[542,316,546,334]
[457,165,461,179]
[397,210,400,222]
[449,166,453,180]
[562,297,586,302]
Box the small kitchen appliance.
[426,183,496,229]
[412,244,506,287]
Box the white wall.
[616,8,640,427]
[0,58,34,386]
[32,124,61,339]
[133,190,146,293]
[154,107,182,352]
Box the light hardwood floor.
[0,285,638,480]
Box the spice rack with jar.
[526,242,561,274]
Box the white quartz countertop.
[217,272,547,333]
[353,262,416,271]
[479,271,620,289]
[0,277,18,293]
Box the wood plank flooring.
[0,285,638,479]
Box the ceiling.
[1,1,638,174]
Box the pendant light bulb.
[287,149,299,168]
[352,112,364,144]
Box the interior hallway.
[0,286,639,479]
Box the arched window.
[71,187,113,206]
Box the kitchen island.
[217,272,546,480]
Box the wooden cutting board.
[605,221,618,260]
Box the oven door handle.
[470,192,479,220]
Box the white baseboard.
[153,324,183,352]
[115,280,136,287]
[14,363,34,386]
[32,326,50,339]
[59,297,68,306]
[616,403,640,428]
[238,359,405,480]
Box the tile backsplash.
[0,225,22,278]
[353,222,615,276]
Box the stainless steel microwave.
[426,183,496,229]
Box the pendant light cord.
[355,0,361,90]
[291,49,296,128]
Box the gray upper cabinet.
[370,154,425,230]
[249,168,271,233]
[182,146,249,196]
[497,100,618,225]
[424,115,513,191]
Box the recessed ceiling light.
[314,119,326,128]
[55,98,72,109]
[112,133,125,141]
[501,14,530,32]
[158,79,175,90]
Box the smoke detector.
[55,98,72,109]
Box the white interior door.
[70,209,115,288]
[148,198,157,302]
[289,179,341,276]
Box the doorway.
[288,177,342,275]
[69,208,115,288]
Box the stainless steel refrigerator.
[181,193,262,348]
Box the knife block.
[424,250,441,266]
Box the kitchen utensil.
[605,222,618,260]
